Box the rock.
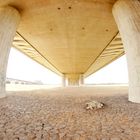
[86,101,104,110]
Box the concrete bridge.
[0,0,140,103]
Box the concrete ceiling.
[0,0,124,77]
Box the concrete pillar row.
[62,74,66,87]
[79,74,84,85]
[0,6,20,98]
[113,0,140,103]
[65,74,80,86]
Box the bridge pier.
[66,74,80,86]
[62,74,84,87]
[62,74,66,87]
[0,6,20,98]
[113,0,140,103]
[79,74,84,86]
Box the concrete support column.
[79,74,84,85]
[62,74,66,87]
[66,74,80,86]
[113,0,140,103]
[0,6,20,98]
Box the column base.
[129,97,140,104]
[129,87,140,103]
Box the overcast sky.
[6,48,128,84]
[85,55,128,84]
[6,48,62,84]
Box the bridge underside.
[11,0,124,85]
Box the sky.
[6,48,62,84]
[6,48,129,84]
[85,55,128,84]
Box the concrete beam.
[84,32,124,78]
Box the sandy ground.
[6,84,61,91]
[0,85,140,140]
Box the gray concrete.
[79,74,84,86]
[113,0,140,103]
[62,74,66,87]
[0,6,20,98]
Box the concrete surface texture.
[0,86,140,140]
[113,0,140,103]
[0,0,124,80]
[0,6,20,98]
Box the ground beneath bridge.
[0,85,140,140]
